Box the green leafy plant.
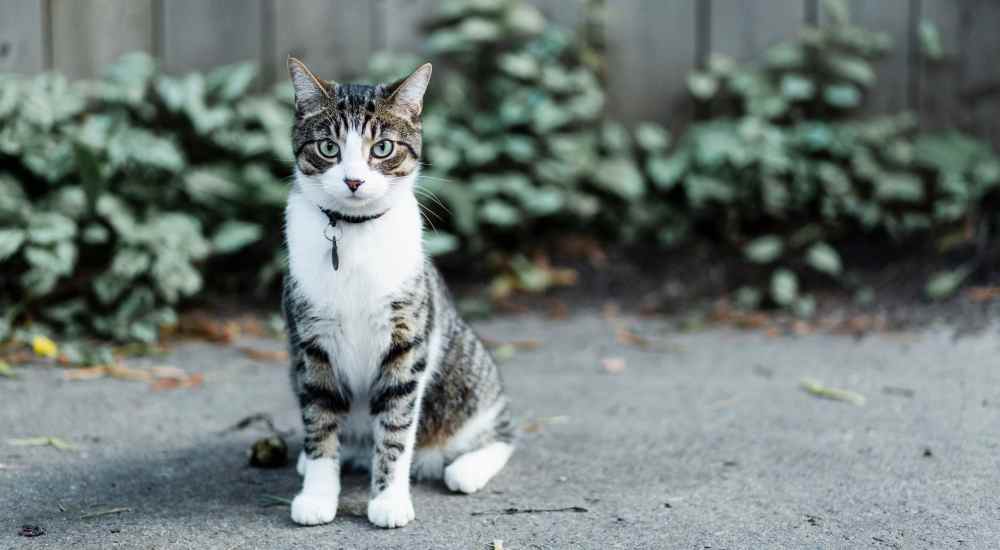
[633,0,1000,308]
[0,53,293,342]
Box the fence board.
[0,0,46,74]
[605,0,697,126]
[710,0,805,62]
[161,0,262,75]
[271,0,377,85]
[821,0,913,113]
[51,0,153,79]
[916,0,963,131]
[0,0,44,74]
[532,0,585,32]
[381,0,437,54]
[957,0,1000,148]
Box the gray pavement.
[1,313,999,549]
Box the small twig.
[80,507,130,519]
[259,494,293,508]
[470,506,588,517]
[223,413,291,437]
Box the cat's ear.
[287,56,333,111]
[387,63,432,116]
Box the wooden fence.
[1,0,998,145]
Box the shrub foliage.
[0,0,997,344]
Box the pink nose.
[344,178,364,192]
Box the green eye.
[317,139,340,159]
[371,140,394,159]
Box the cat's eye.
[371,140,394,159]
[317,139,340,159]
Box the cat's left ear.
[387,63,432,116]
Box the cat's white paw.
[444,460,489,494]
[367,491,415,528]
[290,493,337,526]
[296,450,306,476]
[444,442,514,494]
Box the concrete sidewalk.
[2,314,998,549]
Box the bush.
[0,54,292,342]
[0,0,997,346]
[632,1,1000,309]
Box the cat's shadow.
[15,434,457,531]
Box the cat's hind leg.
[443,441,514,494]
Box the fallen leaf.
[0,360,15,379]
[63,366,111,381]
[482,338,542,351]
[8,437,79,451]
[967,286,1000,302]
[615,327,651,349]
[239,347,289,362]
[546,299,569,320]
[32,336,59,359]
[150,372,204,391]
[800,378,866,406]
[491,541,505,550]
[601,357,626,374]
[492,344,517,362]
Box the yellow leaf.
[32,335,59,358]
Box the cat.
[281,57,515,528]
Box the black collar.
[319,207,387,226]
[319,207,388,271]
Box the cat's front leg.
[366,345,427,528]
[290,371,349,526]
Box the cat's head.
[287,57,431,216]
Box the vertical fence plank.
[0,0,46,73]
[270,0,377,85]
[916,0,962,132]
[51,0,153,79]
[161,0,262,75]
[531,0,584,32]
[710,0,805,62]
[956,0,1000,148]
[821,0,913,113]
[381,0,437,54]
[605,0,698,126]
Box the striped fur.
[283,58,514,528]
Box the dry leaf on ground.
[239,347,289,362]
[800,378,866,406]
[601,357,626,374]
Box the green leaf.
[28,212,76,244]
[480,200,520,227]
[780,74,815,100]
[876,173,924,203]
[919,20,944,61]
[111,248,151,279]
[822,0,850,25]
[211,221,262,254]
[687,72,719,100]
[424,232,460,256]
[805,242,842,276]
[925,266,971,300]
[743,236,784,264]
[770,269,798,306]
[0,229,26,261]
[593,158,645,200]
[823,84,861,108]
[635,123,670,152]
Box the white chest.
[285,190,424,395]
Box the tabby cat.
[282,58,515,528]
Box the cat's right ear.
[287,56,333,112]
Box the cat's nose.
[344,178,364,192]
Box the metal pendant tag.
[323,223,342,271]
